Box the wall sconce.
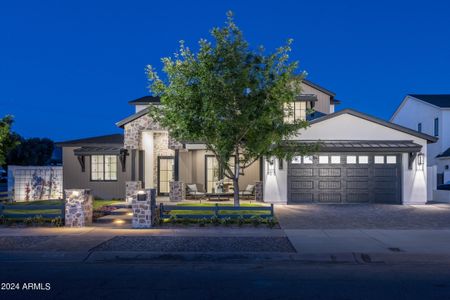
[417,152,424,170]
[137,190,147,201]
[267,158,276,175]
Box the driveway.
[275,203,450,229]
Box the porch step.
[95,214,132,224]
[111,203,132,209]
[109,208,133,216]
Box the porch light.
[71,191,80,197]
[267,158,276,175]
[417,152,424,170]
[137,190,147,201]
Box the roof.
[302,79,336,97]
[73,146,125,156]
[129,96,160,105]
[437,147,450,159]
[56,134,124,147]
[116,107,150,128]
[309,109,438,143]
[292,140,422,153]
[408,94,450,108]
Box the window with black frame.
[91,155,117,181]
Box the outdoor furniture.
[206,192,233,202]
[239,184,255,200]
[186,184,206,200]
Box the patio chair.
[239,184,255,200]
[186,183,206,201]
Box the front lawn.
[166,203,272,217]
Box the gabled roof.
[437,147,450,159]
[56,134,124,147]
[116,107,150,128]
[129,96,160,105]
[408,94,450,108]
[302,79,336,97]
[309,109,438,143]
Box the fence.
[160,203,274,219]
[0,191,13,203]
[0,201,65,219]
[8,166,63,202]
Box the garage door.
[288,153,402,204]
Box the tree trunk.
[233,147,240,206]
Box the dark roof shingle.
[409,94,450,108]
[129,96,160,105]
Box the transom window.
[91,155,117,181]
[284,101,307,123]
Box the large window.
[434,118,439,136]
[205,156,236,193]
[284,101,307,123]
[91,155,117,181]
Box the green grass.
[166,203,271,216]
[93,200,123,210]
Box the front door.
[158,156,174,196]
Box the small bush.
[51,217,63,227]
[266,217,277,228]
[198,218,207,227]
[24,217,33,226]
[210,215,221,226]
[168,215,177,224]
[33,215,45,226]
[221,217,233,226]
[250,215,262,227]
[0,215,5,225]
[237,215,245,227]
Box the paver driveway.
[275,203,450,229]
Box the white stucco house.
[391,95,450,185]
[58,81,437,205]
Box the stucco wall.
[264,113,429,204]
[62,147,131,200]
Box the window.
[434,118,439,136]
[284,101,307,122]
[319,156,329,164]
[418,123,422,133]
[330,156,341,164]
[303,156,313,164]
[358,156,369,164]
[278,159,284,170]
[205,156,235,193]
[291,156,301,164]
[386,156,397,164]
[346,156,357,164]
[91,155,117,181]
[374,156,384,164]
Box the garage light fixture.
[417,153,424,170]
[267,158,276,175]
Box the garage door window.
[386,156,397,164]
[303,156,313,164]
[331,156,341,164]
[319,156,329,164]
[291,156,301,164]
[374,156,384,164]
[346,156,357,164]
[358,156,369,164]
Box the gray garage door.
[288,153,402,204]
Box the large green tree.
[0,115,20,167]
[147,12,311,205]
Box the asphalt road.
[1,260,450,300]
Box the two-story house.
[58,81,436,205]
[391,94,450,185]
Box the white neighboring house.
[391,95,450,185]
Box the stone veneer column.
[169,181,185,202]
[132,188,156,229]
[126,181,142,203]
[64,189,93,227]
[255,181,264,202]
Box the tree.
[6,137,55,166]
[0,115,20,167]
[147,12,312,205]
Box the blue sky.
[1,0,449,141]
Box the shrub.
[51,217,63,227]
[221,217,233,226]
[266,217,277,229]
[0,215,5,225]
[24,217,33,226]
[198,218,207,227]
[168,215,177,224]
[250,215,262,227]
[237,215,245,227]
[33,215,45,226]
[210,215,221,226]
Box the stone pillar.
[132,188,155,229]
[255,181,263,202]
[169,181,185,202]
[126,181,142,203]
[64,189,93,227]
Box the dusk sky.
[1,0,449,141]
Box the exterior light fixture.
[71,191,80,197]
[137,190,147,201]
[267,158,276,175]
[417,153,424,166]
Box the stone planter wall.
[64,189,93,227]
[169,181,185,202]
[132,189,156,229]
[126,181,142,203]
[255,181,263,202]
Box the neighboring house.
[59,80,437,204]
[391,95,450,185]
[56,134,130,199]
